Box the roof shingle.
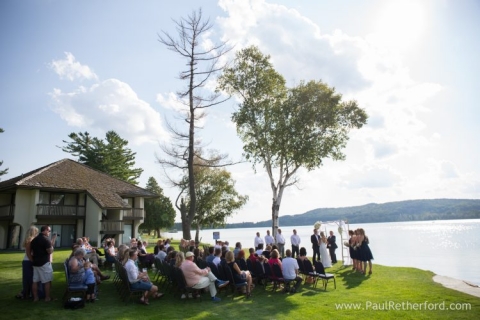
[0,159,158,208]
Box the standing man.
[281,249,303,293]
[254,232,264,250]
[327,230,338,264]
[265,230,274,247]
[31,225,56,302]
[275,228,285,258]
[310,229,320,263]
[290,229,301,258]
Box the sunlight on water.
[165,219,480,285]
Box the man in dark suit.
[327,230,338,263]
[310,229,320,263]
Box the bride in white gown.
[319,232,332,267]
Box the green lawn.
[1,246,478,320]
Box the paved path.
[433,275,480,299]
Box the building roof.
[0,159,158,209]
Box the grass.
[1,243,479,320]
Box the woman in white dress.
[319,232,332,267]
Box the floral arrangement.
[343,241,350,247]
[338,226,343,234]
[314,221,322,230]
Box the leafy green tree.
[140,177,176,238]
[218,46,368,237]
[190,158,248,242]
[0,128,8,178]
[157,9,232,239]
[61,131,143,184]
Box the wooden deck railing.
[100,220,124,233]
[123,207,144,219]
[36,204,86,216]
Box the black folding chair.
[314,261,336,290]
[222,263,247,299]
[63,259,87,302]
[173,266,202,301]
[303,259,321,288]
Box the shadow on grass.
[337,266,370,289]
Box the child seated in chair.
[84,261,96,303]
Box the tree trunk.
[271,186,285,238]
[180,199,192,240]
[195,225,200,243]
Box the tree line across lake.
[172,199,480,229]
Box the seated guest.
[137,241,155,267]
[281,249,302,293]
[298,247,309,262]
[82,236,104,256]
[225,251,253,297]
[233,242,242,258]
[193,248,203,265]
[118,245,130,264]
[153,240,164,255]
[212,248,222,266]
[188,239,196,252]
[205,247,215,264]
[248,248,258,264]
[180,251,229,302]
[130,238,138,249]
[68,248,86,286]
[105,241,117,263]
[223,241,230,251]
[69,247,109,284]
[268,249,282,280]
[255,243,264,256]
[164,239,171,250]
[262,245,272,259]
[125,249,163,305]
[236,250,248,271]
[221,247,228,259]
[167,250,178,266]
[155,244,167,262]
[76,238,100,266]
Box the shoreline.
[433,275,480,298]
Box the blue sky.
[1,0,479,223]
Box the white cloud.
[49,52,98,81]
[50,79,169,145]
[210,0,460,222]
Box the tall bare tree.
[157,9,232,239]
[0,128,8,179]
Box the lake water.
[162,219,480,286]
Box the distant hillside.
[224,199,480,228]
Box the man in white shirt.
[290,229,301,258]
[212,248,222,266]
[275,228,286,258]
[281,249,303,293]
[254,232,264,250]
[264,230,274,247]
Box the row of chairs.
[207,261,248,299]
[108,255,335,304]
[297,258,336,290]
[63,259,88,302]
[151,257,203,301]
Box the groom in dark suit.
[327,231,338,263]
[310,229,320,262]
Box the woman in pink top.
[268,249,282,280]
